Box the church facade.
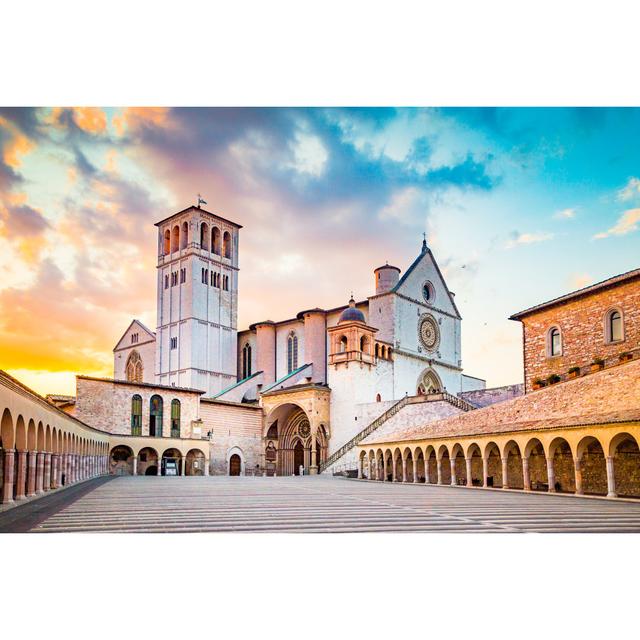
[79,205,488,476]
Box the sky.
[1,107,639,396]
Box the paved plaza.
[3,476,640,533]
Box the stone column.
[180,457,185,476]
[204,459,210,476]
[309,436,318,475]
[36,451,45,494]
[56,454,63,488]
[2,449,15,504]
[51,454,58,489]
[357,458,363,479]
[522,457,531,491]
[27,450,37,497]
[70,454,75,484]
[465,457,473,487]
[414,461,420,483]
[482,456,489,487]
[401,458,407,483]
[547,458,556,492]
[391,458,397,482]
[501,457,509,489]
[16,450,28,500]
[436,458,443,485]
[606,456,617,498]
[450,458,457,486]
[574,458,583,495]
[44,453,52,491]
[132,456,138,476]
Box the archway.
[484,442,502,487]
[376,449,384,481]
[549,437,575,493]
[403,448,414,482]
[384,449,393,481]
[426,446,437,484]
[293,441,304,476]
[229,454,241,476]
[110,445,134,475]
[577,436,607,496]
[466,443,483,487]
[138,447,159,476]
[524,438,548,491]
[610,433,640,498]
[504,441,523,489]
[414,448,425,482]
[394,449,402,481]
[417,368,442,395]
[452,444,466,486]
[161,448,182,476]
[186,449,206,476]
[438,446,451,485]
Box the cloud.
[553,207,576,220]
[569,273,592,289]
[594,208,640,239]
[505,231,554,249]
[617,177,640,202]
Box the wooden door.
[229,454,241,476]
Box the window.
[376,393,381,402]
[170,337,178,350]
[126,350,143,382]
[171,399,181,438]
[165,274,169,289]
[606,309,623,343]
[360,335,368,352]
[287,332,298,373]
[150,395,163,437]
[171,224,180,252]
[201,268,209,284]
[212,272,219,288]
[180,268,186,284]
[163,229,171,255]
[417,369,442,395]
[340,335,348,353]
[549,327,562,357]
[212,226,221,255]
[131,332,138,344]
[131,394,142,436]
[181,221,188,249]
[242,343,252,379]
[223,231,231,259]
[200,222,210,250]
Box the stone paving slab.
[15,476,640,533]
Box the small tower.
[328,297,378,367]
[373,263,400,295]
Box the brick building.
[509,268,640,393]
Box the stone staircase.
[319,392,477,475]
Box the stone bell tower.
[155,205,241,396]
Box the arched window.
[163,229,171,255]
[287,332,298,374]
[360,335,368,352]
[171,399,181,438]
[212,226,221,255]
[171,224,180,252]
[126,350,143,383]
[340,335,348,353]
[606,309,623,343]
[242,343,252,379]
[375,343,380,359]
[200,222,210,251]
[149,395,163,437]
[181,221,188,249]
[131,395,142,436]
[223,231,231,259]
[548,327,562,357]
[376,393,381,402]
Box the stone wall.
[461,384,524,408]
[519,276,640,392]
[74,377,202,437]
[199,399,263,475]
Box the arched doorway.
[229,454,242,476]
[186,449,206,476]
[110,445,134,475]
[161,448,182,476]
[293,441,304,475]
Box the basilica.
[70,204,492,476]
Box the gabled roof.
[510,267,640,320]
[113,319,156,352]
[391,242,461,319]
[154,205,242,229]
